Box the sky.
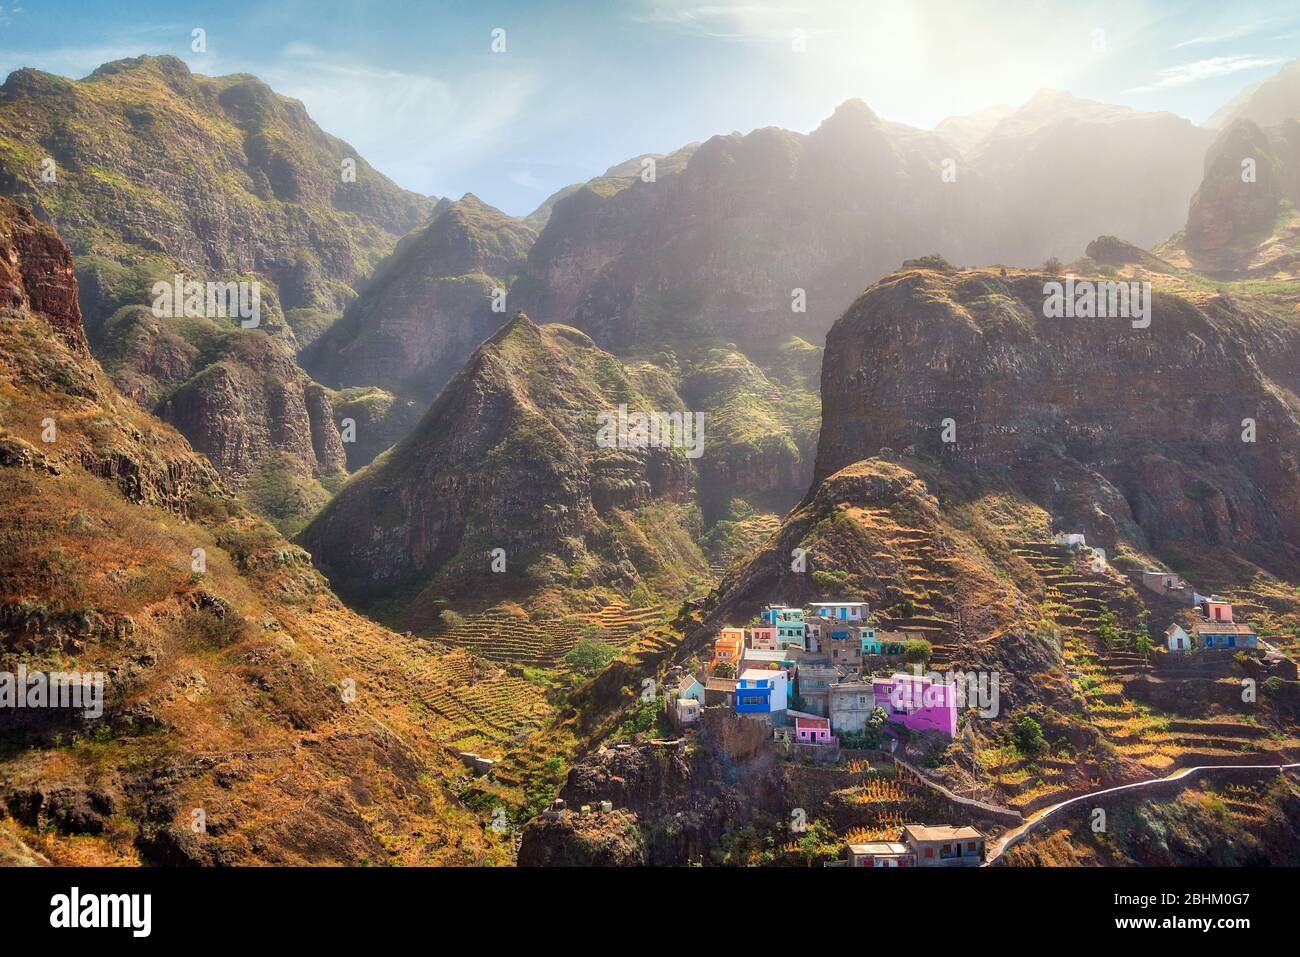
[1,0,1299,216]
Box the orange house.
[713,628,746,668]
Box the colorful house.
[902,824,984,866]
[1193,622,1257,650]
[712,629,745,668]
[677,674,705,703]
[671,697,701,725]
[848,842,914,867]
[749,626,778,651]
[862,629,908,655]
[809,601,868,622]
[777,613,806,650]
[803,620,823,652]
[736,669,789,714]
[761,605,801,625]
[1200,597,1234,623]
[789,710,836,745]
[874,674,957,738]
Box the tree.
[903,638,933,668]
[1014,715,1048,757]
[713,661,736,679]
[564,640,617,676]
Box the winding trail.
[984,762,1300,865]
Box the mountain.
[0,196,521,865]
[511,95,1212,354]
[299,314,709,629]
[522,145,699,232]
[1207,59,1300,130]
[302,194,536,404]
[0,55,441,525]
[0,55,434,329]
[962,90,1213,265]
[934,104,1014,154]
[1157,117,1300,278]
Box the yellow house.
[712,628,746,667]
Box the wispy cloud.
[1129,55,1284,92]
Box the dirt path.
[984,762,1300,865]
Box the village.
[656,533,1279,867]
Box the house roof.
[1192,622,1255,635]
[704,678,737,692]
[903,824,983,843]
[678,674,702,692]
[793,714,830,729]
[743,649,793,663]
[740,668,785,684]
[809,601,867,608]
[1164,623,1185,637]
[849,842,909,855]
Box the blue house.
[736,669,789,714]
[1194,622,1257,650]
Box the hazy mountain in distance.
[1206,59,1300,130]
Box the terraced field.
[435,600,667,666]
[1003,540,1300,809]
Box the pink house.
[873,674,957,738]
[749,626,778,651]
[790,711,837,745]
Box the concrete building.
[902,825,984,866]
[848,841,914,867]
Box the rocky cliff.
[0,197,513,866]
[812,261,1300,578]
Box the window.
[924,848,934,859]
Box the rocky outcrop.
[1184,120,1286,272]
[813,262,1300,576]
[161,335,345,483]
[0,196,85,353]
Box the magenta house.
[873,674,957,738]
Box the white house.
[1166,623,1192,652]
[809,601,869,622]
[671,697,701,725]
[1054,532,1087,548]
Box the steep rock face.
[303,194,536,402]
[0,196,85,353]
[0,198,499,866]
[1184,120,1286,271]
[0,55,434,327]
[161,334,345,482]
[1208,59,1300,130]
[299,315,700,622]
[813,264,1300,576]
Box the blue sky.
[2,0,1299,216]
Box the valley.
[2,36,1300,872]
